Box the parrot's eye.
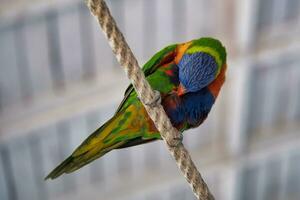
[178,52,218,92]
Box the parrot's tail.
[45,116,125,180]
[44,150,106,180]
[44,156,76,180]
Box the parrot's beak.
[177,83,187,96]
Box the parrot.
[45,37,227,180]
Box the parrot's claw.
[139,90,161,107]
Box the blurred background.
[0,0,300,199]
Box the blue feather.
[178,52,218,92]
[163,88,215,128]
[182,88,215,126]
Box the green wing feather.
[143,44,177,75]
[45,44,178,180]
[115,43,177,113]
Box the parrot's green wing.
[142,44,177,76]
[115,44,177,114]
[45,44,178,180]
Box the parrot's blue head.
[177,52,218,94]
[176,37,226,95]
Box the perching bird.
[45,37,227,180]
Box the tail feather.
[45,120,113,180]
[45,106,139,180]
[45,149,106,180]
[44,156,74,180]
[45,140,126,180]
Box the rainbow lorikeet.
[46,37,227,180]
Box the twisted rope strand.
[85,1,214,199]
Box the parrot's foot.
[139,90,161,107]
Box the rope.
[85,1,215,199]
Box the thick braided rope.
[85,0,214,199]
